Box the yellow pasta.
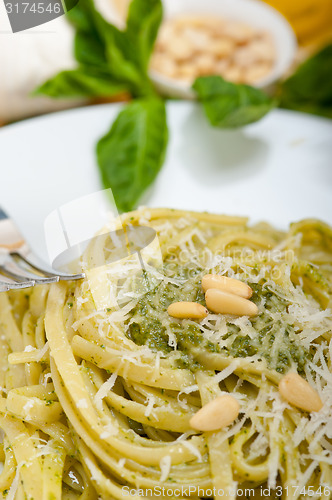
[0,208,331,499]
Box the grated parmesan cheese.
[24,345,35,352]
[182,440,203,462]
[94,372,118,411]
[144,395,156,418]
[159,455,171,482]
[76,398,89,409]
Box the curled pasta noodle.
[0,208,331,499]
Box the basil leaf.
[35,68,127,98]
[193,76,277,128]
[37,0,162,98]
[68,0,156,96]
[279,44,332,118]
[74,30,107,68]
[97,99,168,213]
[65,1,91,31]
[68,0,143,89]
[103,25,154,96]
[66,0,107,67]
[66,0,112,42]
[62,0,79,11]
[126,0,163,74]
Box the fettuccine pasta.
[0,208,331,499]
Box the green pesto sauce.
[125,270,312,374]
[126,274,212,370]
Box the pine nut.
[167,302,208,320]
[194,54,216,75]
[244,62,272,84]
[223,65,243,83]
[222,22,254,43]
[168,38,193,61]
[176,64,197,82]
[183,29,211,51]
[278,373,323,413]
[209,39,234,57]
[202,274,253,299]
[150,54,177,78]
[234,46,260,67]
[248,39,275,61]
[156,23,177,50]
[190,395,240,431]
[205,288,258,317]
[215,59,229,76]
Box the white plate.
[0,102,331,262]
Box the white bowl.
[149,0,297,98]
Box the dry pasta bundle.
[0,208,331,499]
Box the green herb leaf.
[193,75,277,128]
[97,99,168,213]
[37,0,161,99]
[126,0,163,74]
[34,68,127,98]
[62,0,79,11]
[65,0,109,67]
[74,30,107,68]
[103,25,153,95]
[69,0,146,93]
[279,44,332,119]
[67,0,114,45]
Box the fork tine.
[0,207,84,292]
[0,281,10,292]
[10,251,55,277]
[0,267,35,289]
[7,281,36,290]
[0,265,36,287]
[10,252,85,281]
[3,255,59,285]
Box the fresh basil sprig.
[279,44,332,119]
[97,99,168,213]
[193,76,277,128]
[35,0,162,98]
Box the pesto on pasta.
[0,208,331,499]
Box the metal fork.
[0,206,84,292]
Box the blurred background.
[0,0,331,124]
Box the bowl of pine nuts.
[149,0,297,98]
